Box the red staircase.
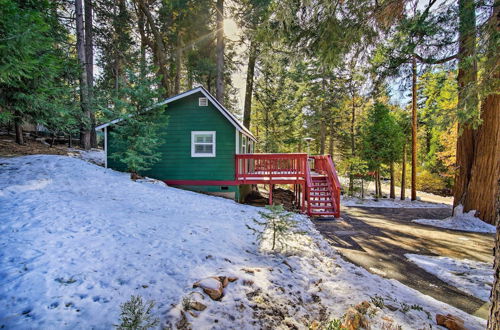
[306,156,341,218]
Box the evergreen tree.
[106,69,167,179]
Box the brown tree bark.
[215,0,224,102]
[14,115,24,145]
[401,142,407,200]
[243,40,257,129]
[348,85,356,194]
[390,162,395,199]
[488,179,499,329]
[136,0,170,96]
[453,0,478,210]
[462,4,499,225]
[411,56,417,201]
[75,0,91,150]
[319,73,327,155]
[84,0,97,148]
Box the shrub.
[116,295,159,330]
[247,204,301,251]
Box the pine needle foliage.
[107,69,167,177]
[116,295,159,330]
[247,204,301,251]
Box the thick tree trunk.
[14,117,24,145]
[75,0,91,150]
[401,143,407,200]
[215,0,224,102]
[456,3,499,225]
[453,0,478,210]
[390,162,395,199]
[411,56,418,201]
[84,0,96,148]
[243,40,257,129]
[488,179,499,329]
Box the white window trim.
[191,131,216,157]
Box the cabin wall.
[107,92,236,181]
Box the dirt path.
[313,206,494,319]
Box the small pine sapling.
[116,295,159,330]
[247,204,302,251]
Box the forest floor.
[313,206,494,319]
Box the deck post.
[301,183,306,213]
[269,184,273,205]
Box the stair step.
[310,199,334,203]
[311,189,330,193]
[310,205,335,209]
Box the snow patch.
[413,205,496,233]
[406,254,493,301]
[68,148,105,166]
[0,178,51,196]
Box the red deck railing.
[310,155,341,217]
[235,153,308,184]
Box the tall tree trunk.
[453,0,478,211]
[411,56,418,200]
[215,0,224,102]
[390,162,395,199]
[14,114,24,145]
[243,40,257,129]
[84,0,96,148]
[319,73,327,155]
[488,180,500,330]
[137,8,147,78]
[136,0,170,96]
[348,88,356,195]
[75,0,91,150]
[329,119,335,156]
[458,3,499,224]
[174,37,181,94]
[401,142,407,200]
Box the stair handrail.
[305,160,313,216]
[310,155,341,217]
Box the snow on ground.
[0,155,486,329]
[341,195,450,208]
[68,148,105,166]
[413,205,496,233]
[406,254,493,302]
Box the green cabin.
[96,86,256,201]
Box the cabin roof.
[95,86,256,141]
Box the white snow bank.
[0,156,486,329]
[413,205,496,233]
[406,254,493,302]
[341,195,450,208]
[68,148,105,166]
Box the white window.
[191,131,216,157]
[242,136,247,154]
[199,97,208,106]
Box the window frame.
[191,131,216,157]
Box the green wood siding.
[107,92,236,181]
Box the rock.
[227,276,238,282]
[189,301,207,311]
[436,314,465,330]
[343,307,369,330]
[193,277,224,300]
